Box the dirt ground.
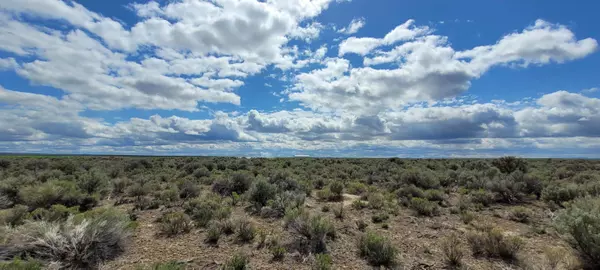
[101,194,573,270]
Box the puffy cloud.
[516,91,600,137]
[338,19,431,56]
[456,19,598,73]
[294,20,596,114]
[338,18,365,35]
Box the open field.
[1,156,600,269]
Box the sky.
[0,0,599,158]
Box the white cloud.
[338,18,365,35]
[295,20,597,114]
[338,19,431,56]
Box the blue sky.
[0,0,599,157]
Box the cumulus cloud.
[293,20,596,114]
[0,1,598,156]
[338,18,365,35]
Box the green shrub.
[248,179,277,208]
[400,169,439,189]
[0,258,44,270]
[333,203,344,220]
[111,178,131,195]
[1,207,131,268]
[351,200,368,210]
[358,231,398,267]
[29,204,79,222]
[158,211,193,236]
[178,180,200,199]
[219,219,235,235]
[509,207,531,223]
[492,156,527,174]
[555,197,600,267]
[356,220,368,232]
[313,253,332,270]
[205,222,221,244]
[77,169,109,195]
[0,204,29,226]
[410,198,440,216]
[316,188,333,201]
[126,182,150,198]
[222,252,248,270]
[184,196,222,227]
[235,219,256,242]
[270,245,286,261]
[542,183,582,206]
[288,213,336,253]
[425,189,445,202]
[193,167,211,179]
[328,182,344,200]
[229,173,253,194]
[466,228,523,261]
[469,189,494,207]
[367,192,385,209]
[346,182,367,195]
[18,180,91,210]
[460,211,476,224]
[371,212,389,223]
[442,233,464,266]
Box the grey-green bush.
[358,231,398,267]
[555,197,600,268]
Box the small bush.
[346,182,367,195]
[19,180,91,210]
[222,252,248,270]
[158,211,193,236]
[178,180,200,199]
[321,205,330,212]
[400,169,440,189]
[442,233,464,266]
[29,204,79,222]
[466,228,523,261]
[288,213,336,253]
[205,222,221,244]
[328,182,344,200]
[351,200,368,210]
[313,253,332,270]
[371,212,389,223]
[247,179,276,208]
[491,156,527,174]
[333,203,344,220]
[367,192,385,209]
[410,198,440,217]
[460,211,476,224]
[555,197,600,267]
[425,189,445,202]
[184,197,220,227]
[1,207,131,268]
[469,189,494,207]
[235,219,256,242]
[542,184,582,206]
[358,231,398,267]
[0,258,44,270]
[356,220,368,232]
[0,204,29,226]
[509,207,531,223]
[219,219,235,235]
[270,244,286,261]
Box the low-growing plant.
[371,212,389,223]
[270,245,286,261]
[509,206,531,223]
[466,227,523,261]
[358,231,398,267]
[158,211,193,236]
[460,211,476,224]
[555,197,600,268]
[205,222,221,244]
[333,203,344,219]
[247,179,277,208]
[367,192,385,209]
[222,252,249,270]
[235,219,256,242]
[1,207,131,268]
[356,220,368,232]
[288,213,336,253]
[351,199,368,210]
[410,198,440,216]
[313,253,332,270]
[442,233,464,266]
[0,204,29,226]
